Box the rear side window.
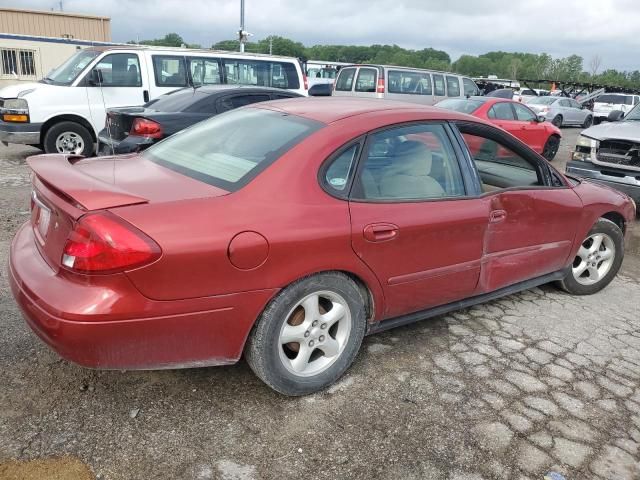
[463,78,479,96]
[217,94,271,113]
[446,76,461,97]
[144,108,321,191]
[188,57,222,85]
[488,103,515,120]
[388,70,432,95]
[433,74,445,96]
[335,68,356,91]
[324,143,360,194]
[355,68,377,92]
[153,55,187,87]
[223,59,300,90]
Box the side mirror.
[89,68,104,86]
[607,110,624,122]
[536,114,546,123]
[308,83,332,97]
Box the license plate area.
[32,191,52,244]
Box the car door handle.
[490,210,507,223]
[363,223,399,242]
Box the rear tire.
[245,272,367,396]
[552,115,563,127]
[558,218,624,295]
[43,121,94,156]
[582,115,593,128]
[542,135,560,161]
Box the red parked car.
[436,97,562,161]
[9,98,635,395]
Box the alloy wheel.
[572,233,616,286]
[278,291,352,377]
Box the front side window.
[446,76,461,97]
[433,74,445,96]
[488,103,515,120]
[153,55,187,87]
[355,123,465,201]
[459,130,542,192]
[387,70,432,95]
[355,68,377,92]
[43,48,100,85]
[513,103,536,121]
[335,68,356,91]
[144,108,321,191]
[91,53,141,87]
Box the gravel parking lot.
[1,128,640,480]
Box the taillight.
[62,212,161,274]
[303,74,308,90]
[130,117,163,139]
[376,78,385,94]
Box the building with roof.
[0,7,113,86]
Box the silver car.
[525,96,593,128]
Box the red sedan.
[436,97,562,161]
[10,98,635,395]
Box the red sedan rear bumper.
[9,222,277,369]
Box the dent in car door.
[348,122,487,319]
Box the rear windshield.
[596,94,633,105]
[144,108,322,191]
[436,98,483,114]
[146,88,205,112]
[527,96,557,105]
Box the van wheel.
[44,121,94,156]
[245,272,366,396]
[558,218,623,295]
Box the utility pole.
[238,0,246,53]
[269,37,273,55]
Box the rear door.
[85,51,150,133]
[347,122,487,319]
[455,122,582,292]
[353,67,379,98]
[333,67,357,97]
[432,74,447,103]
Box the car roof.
[252,97,488,124]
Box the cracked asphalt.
[1,130,640,480]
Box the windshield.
[596,94,633,105]
[436,98,483,114]
[527,96,557,105]
[144,108,322,191]
[624,103,640,120]
[43,49,100,85]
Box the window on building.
[0,49,37,78]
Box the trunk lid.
[27,153,228,271]
[105,107,147,141]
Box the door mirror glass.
[537,114,546,123]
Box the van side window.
[433,74,445,96]
[388,70,432,95]
[446,76,460,97]
[335,68,356,91]
[189,58,222,85]
[153,55,187,87]
[462,78,479,96]
[223,59,299,89]
[91,53,141,87]
[355,68,377,93]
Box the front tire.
[43,121,94,156]
[558,218,624,295]
[542,135,560,161]
[245,272,367,396]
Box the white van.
[0,46,307,155]
[332,65,479,105]
[593,93,640,123]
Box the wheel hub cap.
[572,233,615,286]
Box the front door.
[456,124,583,292]
[512,102,545,153]
[348,122,487,319]
[85,52,150,134]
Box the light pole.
[238,0,249,53]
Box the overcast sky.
[6,0,639,71]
